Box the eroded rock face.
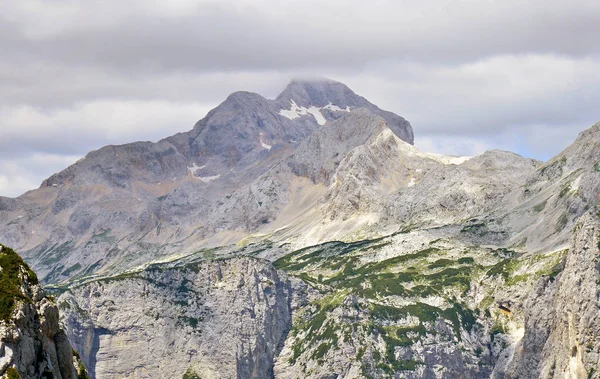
[58,257,292,379]
[504,213,600,378]
[0,244,86,379]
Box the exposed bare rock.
[0,244,87,379]
[58,257,292,379]
[503,212,600,378]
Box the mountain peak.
[285,76,345,91]
[275,77,414,144]
[276,78,361,109]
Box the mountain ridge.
[1,78,600,378]
[0,78,419,283]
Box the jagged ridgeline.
[0,244,89,379]
[1,79,600,378]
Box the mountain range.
[0,78,599,378]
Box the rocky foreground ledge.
[0,244,88,379]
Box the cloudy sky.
[1,0,599,197]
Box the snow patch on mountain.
[279,100,349,126]
[259,133,272,150]
[187,163,206,176]
[323,102,351,112]
[279,100,306,120]
[187,163,220,182]
[199,174,220,183]
[305,106,326,125]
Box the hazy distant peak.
[224,90,267,102]
[288,76,340,84]
[276,78,360,109]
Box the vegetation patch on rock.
[0,244,38,321]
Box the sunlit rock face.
[59,257,292,379]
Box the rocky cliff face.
[504,212,600,378]
[58,256,292,379]
[0,244,87,379]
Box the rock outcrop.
[504,212,600,378]
[0,244,87,379]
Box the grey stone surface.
[502,212,600,378]
[59,257,292,379]
[0,245,85,379]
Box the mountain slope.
[0,79,414,284]
[1,79,600,378]
[55,209,598,378]
[476,121,600,255]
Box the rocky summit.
[1,79,599,378]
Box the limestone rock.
[59,257,292,379]
[0,244,87,379]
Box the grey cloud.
[337,56,600,136]
[416,123,583,163]
[4,1,600,77]
[0,100,214,158]
[0,63,292,108]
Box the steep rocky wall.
[505,212,600,378]
[0,244,86,379]
[58,257,292,379]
